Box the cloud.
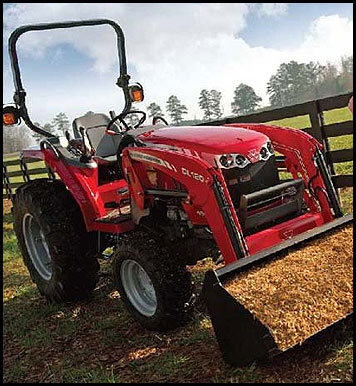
[294,15,353,64]
[257,3,289,17]
[3,3,353,124]
[51,47,64,63]
[3,3,249,74]
[3,3,128,73]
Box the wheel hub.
[120,259,157,317]
[22,213,52,281]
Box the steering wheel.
[106,110,146,135]
[152,116,169,125]
[105,110,146,175]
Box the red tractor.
[4,20,352,366]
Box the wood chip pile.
[225,224,353,350]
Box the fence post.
[3,164,13,199]
[308,101,337,183]
[19,156,31,183]
[315,101,337,177]
[308,101,324,143]
[318,105,336,177]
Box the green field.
[3,156,49,196]
[268,107,353,177]
[3,107,353,382]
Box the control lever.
[64,129,83,157]
[79,127,92,163]
[64,129,71,142]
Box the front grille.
[223,155,280,209]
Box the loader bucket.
[202,213,353,366]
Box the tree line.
[3,112,71,153]
[3,55,353,153]
[148,55,353,123]
[267,56,353,108]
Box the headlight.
[260,141,274,161]
[235,154,249,168]
[216,153,250,169]
[260,146,269,160]
[267,141,274,154]
[218,154,235,168]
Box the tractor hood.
[137,125,270,158]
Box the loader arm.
[121,146,248,264]
[225,123,339,221]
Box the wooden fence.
[3,157,55,199]
[200,92,353,189]
[3,92,353,199]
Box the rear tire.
[13,179,99,302]
[112,230,194,331]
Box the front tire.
[112,230,194,331]
[13,179,99,302]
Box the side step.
[202,213,353,366]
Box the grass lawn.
[268,106,353,177]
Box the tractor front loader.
[4,19,353,367]
[120,122,353,366]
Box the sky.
[3,3,354,126]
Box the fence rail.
[3,157,55,199]
[200,92,353,189]
[3,93,353,199]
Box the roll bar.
[8,19,132,137]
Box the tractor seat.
[72,112,122,163]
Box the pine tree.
[166,95,188,125]
[147,102,164,118]
[32,122,56,143]
[198,89,213,120]
[231,84,262,115]
[210,89,222,119]
[51,112,70,135]
[198,89,222,120]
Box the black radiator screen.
[223,156,280,208]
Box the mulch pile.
[225,224,353,350]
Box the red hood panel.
[138,125,269,155]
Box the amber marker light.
[3,106,20,126]
[129,83,144,103]
[132,89,143,102]
[3,112,17,125]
